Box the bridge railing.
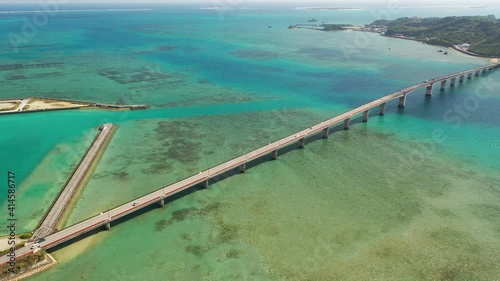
[429,63,499,82]
[60,63,500,227]
[47,62,500,231]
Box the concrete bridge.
[0,62,498,267]
[29,124,116,243]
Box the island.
[288,23,351,31]
[368,15,500,57]
[0,97,149,115]
[321,24,349,31]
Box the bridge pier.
[450,77,456,87]
[239,163,246,173]
[299,138,306,148]
[322,127,330,138]
[440,80,447,91]
[475,71,480,77]
[467,73,473,79]
[398,95,406,108]
[379,103,386,115]
[2,65,498,266]
[343,118,350,130]
[158,198,165,207]
[362,110,369,122]
[272,149,279,159]
[425,84,433,96]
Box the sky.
[1,0,500,5]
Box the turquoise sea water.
[0,3,499,280]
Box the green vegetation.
[321,24,348,31]
[370,15,500,56]
[28,98,57,104]
[19,232,33,240]
[0,102,20,112]
[0,250,46,279]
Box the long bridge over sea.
[1,62,498,268]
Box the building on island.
[459,43,471,50]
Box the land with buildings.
[289,15,500,58]
[369,15,500,57]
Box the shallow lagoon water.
[0,4,498,280]
[28,122,500,280]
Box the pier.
[93,103,149,110]
[0,62,498,267]
[29,124,117,243]
[27,97,149,110]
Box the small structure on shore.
[459,43,471,50]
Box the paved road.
[0,99,30,114]
[18,99,30,111]
[30,124,116,242]
[1,63,498,267]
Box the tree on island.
[321,24,346,31]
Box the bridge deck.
[30,124,116,242]
[0,62,498,267]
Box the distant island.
[369,15,500,57]
[321,24,349,31]
[289,15,500,57]
[288,23,350,31]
